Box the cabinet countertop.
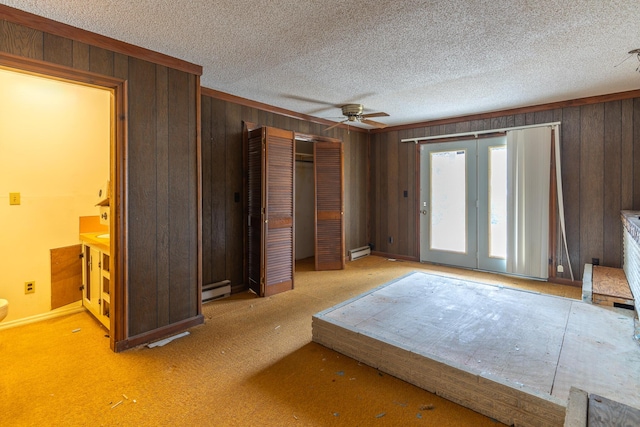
[79,232,110,254]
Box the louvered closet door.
[247,127,264,295]
[314,141,345,270]
[263,127,295,296]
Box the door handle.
[420,209,428,215]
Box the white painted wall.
[295,160,315,260]
[0,69,110,322]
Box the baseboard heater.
[349,245,371,261]
[202,279,231,303]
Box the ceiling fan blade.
[361,112,390,118]
[361,118,388,129]
[324,120,347,132]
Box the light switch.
[9,192,20,205]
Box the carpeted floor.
[0,256,580,426]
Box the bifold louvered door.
[247,126,295,297]
[314,141,345,270]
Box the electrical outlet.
[9,192,20,205]
[557,265,564,273]
[25,281,35,294]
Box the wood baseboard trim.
[115,315,204,352]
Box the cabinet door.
[50,244,83,310]
[82,245,102,319]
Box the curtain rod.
[401,121,561,144]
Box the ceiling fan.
[325,104,389,131]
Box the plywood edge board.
[564,387,588,427]
[312,320,566,427]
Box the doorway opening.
[295,139,315,262]
[0,54,126,351]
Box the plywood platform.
[312,272,640,427]
[592,266,634,309]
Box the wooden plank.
[342,130,353,253]
[200,95,213,285]
[71,40,89,70]
[588,394,640,427]
[564,387,588,427]
[592,294,634,308]
[89,45,114,76]
[190,73,199,313]
[0,20,43,59]
[127,57,158,336]
[369,134,380,252]
[603,101,622,267]
[43,33,72,66]
[379,132,389,252]
[561,107,582,279]
[580,103,604,270]
[113,52,128,80]
[621,99,634,210]
[50,244,83,310]
[156,64,170,327]
[225,101,244,287]
[490,116,506,130]
[534,109,554,124]
[168,67,195,322]
[212,97,227,283]
[592,266,633,299]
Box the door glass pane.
[430,150,466,253]
[489,146,507,258]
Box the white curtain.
[506,127,551,279]
[552,125,574,280]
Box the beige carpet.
[0,256,580,426]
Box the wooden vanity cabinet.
[82,243,110,330]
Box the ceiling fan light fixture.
[341,104,364,116]
[324,103,389,132]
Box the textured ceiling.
[3,1,640,128]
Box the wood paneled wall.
[370,98,640,281]
[0,14,201,347]
[201,94,368,292]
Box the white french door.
[419,136,507,273]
